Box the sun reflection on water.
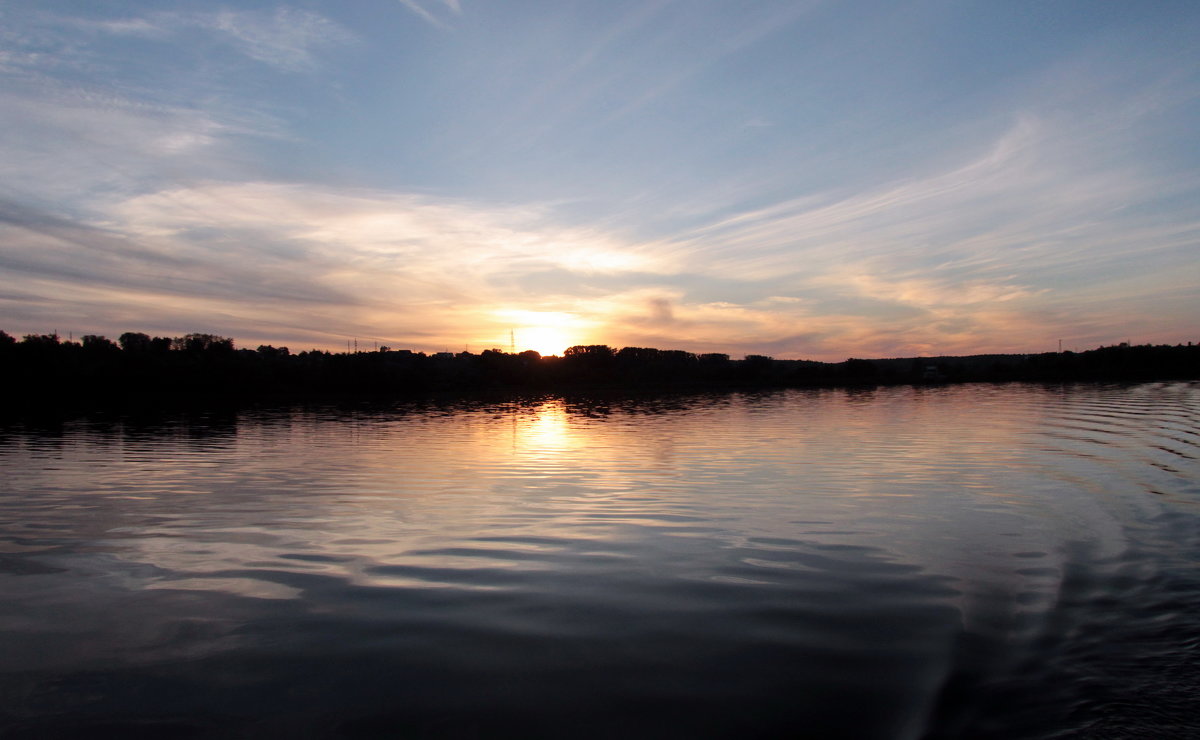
[512,400,580,454]
[4,384,1200,739]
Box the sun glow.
[518,326,573,357]
[494,310,584,356]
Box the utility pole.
[1058,339,1062,353]
[510,329,515,354]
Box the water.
[2,383,1199,738]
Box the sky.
[1,0,1197,360]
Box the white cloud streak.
[1,3,1196,359]
[0,180,668,350]
[2,109,1195,357]
[396,0,462,29]
[207,7,355,71]
[14,7,354,73]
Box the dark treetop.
[2,330,1198,413]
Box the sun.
[518,326,572,357]
[494,310,584,356]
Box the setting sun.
[518,326,572,357]
[494,310,583,356]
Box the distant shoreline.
[3,330,1197,417]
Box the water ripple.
[1,383,1199,737]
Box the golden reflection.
[22,386,1095,603]
[513,401,581,453]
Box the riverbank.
[3,331,1197,416]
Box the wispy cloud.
[658,110,1191,283]
[0,76,288,212]
[3,113,1194,357]
[396,0,462,30]
[19,7,355,73]
[597,1,820,126]
[591,102,1199,357]
[1,2,1196,358]
[0,180,667,350]
[207,7,355,71]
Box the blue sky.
[1,0,1197,359]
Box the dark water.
[2,383,1199,738]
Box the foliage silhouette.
[2,329,1198,414]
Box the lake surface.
[2,383,1199,738]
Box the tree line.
[2,330,1198,412]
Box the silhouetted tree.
[3,329,1198,416]
[563,345,615,382]
[175,333,234,354]
[82,335,120,354]
[119,332,151,352]
[565,345,615,361]
[21,332,60,348]
[617,347,660,363]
